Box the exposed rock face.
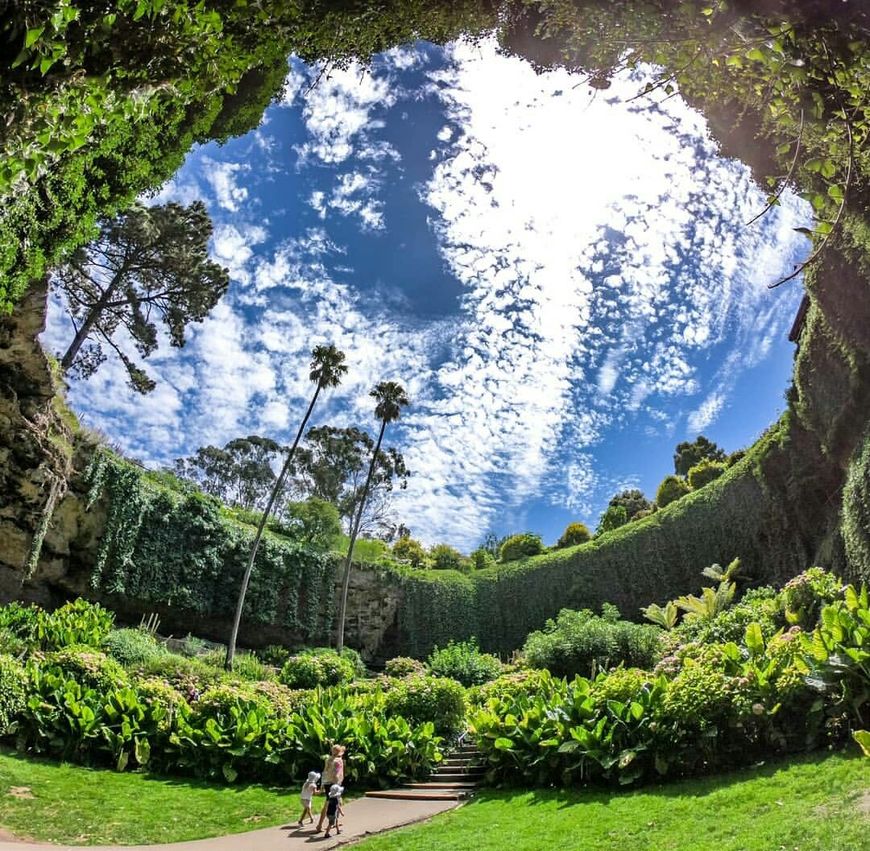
[0,279,71,606]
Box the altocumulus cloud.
[42,38,808,549]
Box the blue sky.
[44,38,810,550]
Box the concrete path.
[0,796,457,850]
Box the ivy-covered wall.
[80,450,338,646]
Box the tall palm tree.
[225,344,347,669]
[336,381,409,653]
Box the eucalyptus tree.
[336,381,409,653]
[53,202,228,393]
[225,344,347,669]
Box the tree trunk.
[60,272,123,371]
[336,418,386,653]
[225,385,321,670]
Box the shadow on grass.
[462,747,864,812]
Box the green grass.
[0,748,295,845]
[356,750,870,851]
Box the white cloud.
[203,160,250,212]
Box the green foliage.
[555,522,592,549]
[782,567,844,628]
[596,504,628,534]
[279,651,355,690]
[0,654,27,735]
[382,675,467,735]
[656,475,691,508]
[687,460,727,490]
[674,586,782,645]
[254,644,290,668]
[198,648,273,682]
[470,547,496,570]
[641,601,679,630]
[673,436,726,477]
[523,608,662,679]
[284,498,342,550]
[104,628,166,667]
[0,599,116,652]
[842,428,870,582]
[85,449,337,643]
[392,536,428,568]
[426,639,502,687]
[429,543,467,571]
[384,656,426,678]
[470,575,870,789]
[499,533,544,563]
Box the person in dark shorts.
[323,784,344,838]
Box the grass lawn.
[357,750,869,851]
[0,748,297,845]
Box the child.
[297,771,320,826]
[323,784,344,838]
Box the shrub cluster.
[279,651,356,689]
[0,599,113,651]
[104,628,166,667]
[426,639,503,687]
[382,676,467,735]
[470,571,868,788]
[384,656,426,678]
[522,607,662,678]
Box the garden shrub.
[383,675,467,734]
[556,522,592,548]
[38,600,115,650]
[429,543,468,571]
[392,537,428,568]
[200,648,273,682]
[104,628,166,667]
[255,644,291,667]
[279,651,355,689]
[673,586,782,645]
[499,533,544,563]
[523,607,661,678]
[781,567,843,627]
[43,647,129,691]
[384,656,426,678]
[687,460,727,490]
[656,475,691,508]
[0,654,26,735]
[426,639,502,686]
[136,652,225,695]
[0,602,40,647]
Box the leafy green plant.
[279,651,355,689]
[384,656,426,678]
[655,475,691,508]
[782,567,844,627]
[0,654,27,735]
[426,639,502,686]
[523,608,661,678]
[104,628,166,667]
[383,675,466,735]
[687,460,727,490]
[641,601,679,630]
[254,644,290,667]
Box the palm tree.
[225,345,347,669]
[335,381,409,653]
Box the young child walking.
[323,784,344,838]
[297,771,320,826]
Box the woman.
[316,744,345,832]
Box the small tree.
[499,532,543,563]
[392,536,427,568]
[656,475,691,508]
[555,522,592,548]
[596,503,628,535]
[53,202,229,393]
[284,498,341,549]
[673,435,726,477]
[226,345,347,670]
[687,459,727,490]
[429,543,467,571]
[336,381,409,652]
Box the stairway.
[365,738,485,801]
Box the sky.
[43,38,811,550]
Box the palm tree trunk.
[336,418,386,653]
[225,385,321,670]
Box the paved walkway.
[0,796,457,850]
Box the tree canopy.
[673,436,726,477]
[289,425,410,536]
[52,202,228,393]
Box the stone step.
[365,788,471,801]
[404,781,480,790]
[430,771,484,782]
